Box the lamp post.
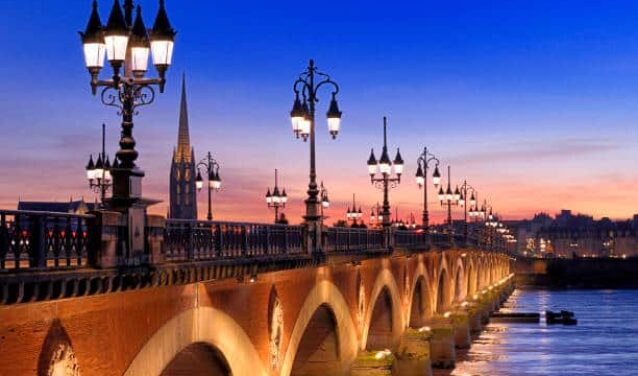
[415,147,441,232]
[79,0,176,211]
[265,169,288,224]
[468,191,485,243]
[367,117,404,228]
[346,194,363,227]
[85,123,114,207]
[370,203,383,228]
[319,182,330,228]
[195,152,221,221]
[289,60,342,250]
[484,206,498,250]
[437,165,461,238]
[458,180,477,241]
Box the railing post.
[64,216,73,266]
[29,215,46,269]
[146,215,165,265]
[215,223,223,257]
[285,227,292,254]
[242,225,249,256]
[265,226,271,255]
[186,221,195,261]
[0,212,7,270]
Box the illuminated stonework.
[404,264,410,304]
[356,273,365,333]
[47,343,80,376]
[269,288,284,370]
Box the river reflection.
[435,289,638,376]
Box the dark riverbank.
[515,257,638,289]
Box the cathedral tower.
[169,76,198,219]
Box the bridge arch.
[280,280,357,376]
[407,261,433,328]
[161,342,231,376]
[453,258,465,303]
[466,258,476,297]
[123,306,267,376]
[435,257,451,313]
[361,268,403,351]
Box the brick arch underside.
[123,306,267,376]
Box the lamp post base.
[109,167,145,211]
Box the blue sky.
[0,0,637,222]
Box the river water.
[436,289,638,376]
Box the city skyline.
[1,0,637,223]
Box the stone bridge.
[0,210,514,376]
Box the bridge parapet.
[0,210,513,306]
[165,219,305,261]
[324,227,385,252]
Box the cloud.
[451,137,622,166]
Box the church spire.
[175,73,191,162]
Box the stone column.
[427,317,456,369]
[88,210,125,268]
[465,303,483,333]
[146,215,165,265]
[394,328,433,376]
[351,350,395,376]
[449,311,471,349]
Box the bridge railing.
[165,219,305,261]
[0,210,93,272]
[394,230,428,248]
[324,227,385,252]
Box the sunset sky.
[1,0,637,224]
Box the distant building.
[17,199,97,215]
[168,76,198,220]
[533,210,638,258]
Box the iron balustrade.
[324,227,385,252]
[0,210,93,271]
[394,230,429,249]
[0,210,503,273]
[165,220,305,261]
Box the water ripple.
[445,290,638,376]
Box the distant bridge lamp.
[80,0,175,210]
[319,182,330,228]
[196,152,222,221]
[437,165,462,236]
[265,169,288,224]
[415,146,441,232]
[458,180,477,241]
[85,123,114,207]
[367,117,404,228]
[346,194,363,227]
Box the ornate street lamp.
[86,123,115,206]
[437,165,461,237]
[346,194,363,227]
[458,180,477,241]
[289,60,341,236]
[195,152,221,221]
[80,0,176,211]
[369,203,383,228]
[367,117,403,228]
[266,169,288,224]
[407,213,417,230]
[319,181,330,228]
[415,147,440,232]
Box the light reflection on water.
[435,290,638,376]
